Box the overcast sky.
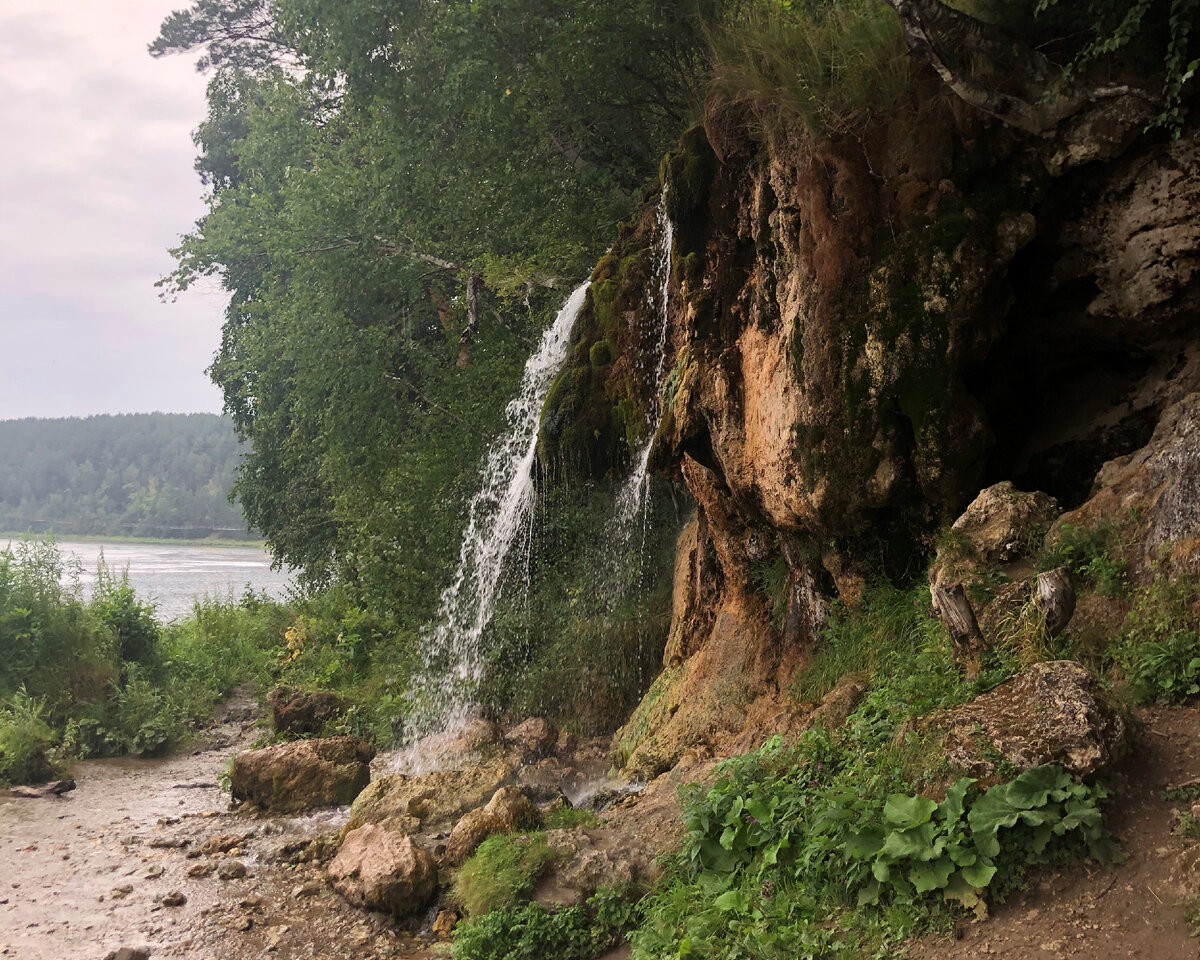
[0,1,227,420]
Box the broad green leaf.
[960,859,996,888]
[909,857,955,893]
[883,794,938,829]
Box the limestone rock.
[931,482,1060,588]
[1055,391,1200,579]
[802,673,869,731]
[444,786,540,866]
[927,660,1127,779]
[327,825,437,916]
[505,717,558,761]
[433,909,459,940]
[230,736,375,813]
[534,827,659,908]
[217,860,247,880]
[266,686,343,736]
[345,756,517,835]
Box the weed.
[543,805,602,830]
[1040,521,1128,598]
[1113,574,1200,704]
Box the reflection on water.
[4,538,297,621]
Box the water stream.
[406,282,589,739]
[610,194,675,571]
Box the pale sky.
[0,0,227,419]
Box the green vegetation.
[452,833,561,917]
[633,732,1113,959]
[0,413,251,539]
[1114,573,1200,704]
[708,0,912,135]
[452,887,642,960]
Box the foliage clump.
[452,887,642,960]
[451,833,561,918]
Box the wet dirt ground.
[0,697,434,960]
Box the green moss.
[452,833,560,917]
[589,339,613,367]
[612,666,679,769]
[660,125,717,256]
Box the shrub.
[1115,574,1200,703]
[0,688,60,785]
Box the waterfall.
[612,194,674,550]
[406,282,589,738]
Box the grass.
[707,0,913,136]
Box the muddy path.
[0,696,433,960]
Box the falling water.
[406,282,589,738]
[612,193,674,547]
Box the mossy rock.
[660,124,717,227]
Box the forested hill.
[0,413,252,539]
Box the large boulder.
[267,686,344,736]
[444,786,540,866]
[926,660,1127,779]
[327,824,437,916]
[345,756,518,835]
[230,736,375,813]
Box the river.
[4,538,296,621]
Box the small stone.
[239,895,262,909]
[110,885,134,900]
[187,863,214,878]
[293,880,322,897]
[231,915,253,932]
[217,860,247,880]
[433,909,459,940]
[160,890,187,907]
[102,949,150,960]
[144,865,164,879]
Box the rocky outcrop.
[926,660,1128,779]
[1054,388,1200,580]
[534,827,661,908]
[444,786,540,866]
[534,82,1200,770]
[345,756,518,835]
[930,482,1061,588]
[504,718,558,762]
[327,825,437,916]
[230,736,374,813]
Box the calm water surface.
[37,539,294,621]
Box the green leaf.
[857,879,882,906]
[712,889,748,913]
[843,826,885,860]
[880,821,938,860]
[883,794,938,829]
[1005,765,1072,809]
[909,857,955,893]
[959,859,996,888]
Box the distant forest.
[0,413,253,540]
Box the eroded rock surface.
[230,736,374,813]
[444,786,540,866]
[327,824,437,916]
[346,756,518,835]
[927,660,1127,779]
[266,686,344,736]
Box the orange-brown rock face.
[541,90,1200,776]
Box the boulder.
[267,686,344,736]
[327,825,437,916]
[444,786,540,866]
[506,717,558,761]
[345,756,517,835]
[926,660,1127,779]
[230,736,375,813]
[533,827,660,908]
[931,482,1060,588]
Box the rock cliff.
[539,70,1200,777]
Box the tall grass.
[707,0,913,135]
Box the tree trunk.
[1034,566,1076,638]
[931,580,986,659]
